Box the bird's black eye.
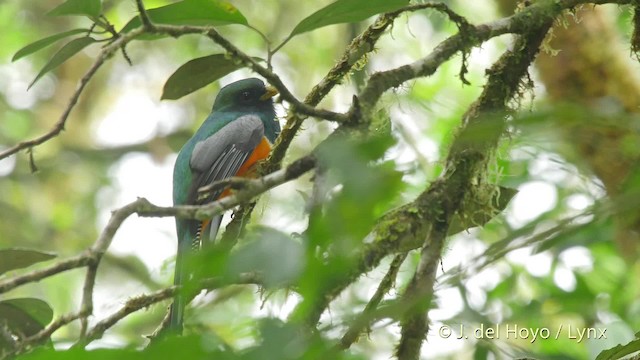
[241,91,251,101]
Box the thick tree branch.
[269,9,418,168]
[395,23,553,360]
[1,0,632,166]
[286,0,633,331]
[394,180,463,359]
[218,0,516,256]
[357,0,635,114]
[270,1,477,168]
[217,0,506,272]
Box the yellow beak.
[260,85,279,101]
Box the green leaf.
[227,227,304,287]
[595,336,640,360]
[12,29,88,62]
[289,0,409,37]
[161,54,248,100]
[0,298,54,337]
[311,133,402,247]
[0,248,56,275]
[29,37,97,89]
[18,334,229,360]
[121,0,247,33]
[48,0,102,18]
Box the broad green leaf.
[12,29,88,62]
[121,0,247,33]
[29,37,96,89]
[0,298,54,337]
[596,336,640,360]
[161,54,249,100]
[19,335,227,360]
[310,133,402,247]
[48,0,101,18]
[227,227,304,287]
[289,0,409,37]
[20,329,364,359]
[0,248,56,275]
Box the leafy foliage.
[0,249,55,275]
[289,0,409,37]
[28,37,96,88]
[120,0,248,33]
[47,0,102,18]
[12,29,88,62]
[596,333,640,360]
[0,298,53,350]
[162,54,253,100]
[2,0,639,359]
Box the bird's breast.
[218,136,272,199]
[236,136,272,177]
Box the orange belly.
[199,137,272,242]
[219,136,272,198]
[236,136,272,177]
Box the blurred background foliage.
[1,0,639,359]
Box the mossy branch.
[1,0,636,355]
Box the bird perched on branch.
[170,78,280,333]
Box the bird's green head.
[212,78,280,142]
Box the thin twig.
[77,287,175,348]
[436,206,601,291]
[136,155,316,220]
[0,254,92,294]
[77,199,148,339]
[78,264,96,338]
[5,154,315,302]
[70,156,313,338]
[135,0,154,31]
[79,272,264,347]
[338,253,407,350]
[0,27,144,162]
[196,28,348,123]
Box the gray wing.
[186,114,264,205]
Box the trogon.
[170,78,279,333]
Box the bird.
[169,78,280,334]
